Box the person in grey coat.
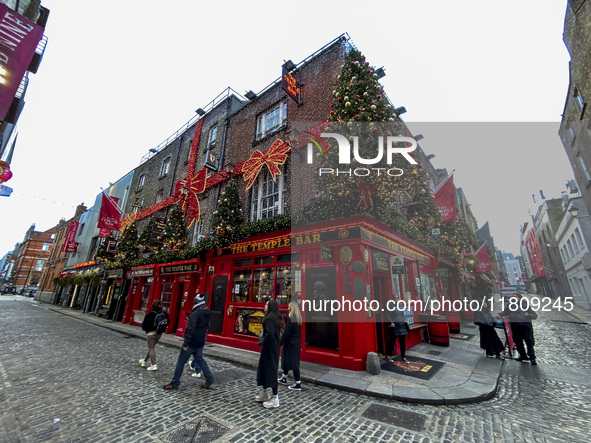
[256,300,282,408]
[384,294,408,362]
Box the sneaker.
[515,356,529,363]
[288,383,301,391]
[191,372,202,378]
[496,354,505,361]
[255,390,270,402]
[384,356,393,362]
[147,364,157,371]
[486,354,494,358]
[139,359,146,368]
[163,384,178,390]
[530,358,537,365]
[263,396,279,408]
[201,381,213,389]
[278,376,288,385]
[400,358,408,363]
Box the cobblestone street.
[1,298,590,443]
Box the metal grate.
[160,417,229,443]
[363,404,427,432]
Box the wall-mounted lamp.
[245,90,258,100]
[376,67,386,79]
[179,184,190,200]
[282,60,296,72]
[394,106,407,115]
[196,108,206,116]
[569,206,580,217]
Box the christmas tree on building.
[211,179,244,236]
[161,204,188,251]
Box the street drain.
[362,404,426,432]
[428,350,442,356]
[160,417,229,443]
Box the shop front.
[202,216,460,371]
[98,268,124,319]
[150,259,204,336]
[122,265,156,326]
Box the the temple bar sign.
[160,262,200,274]
[282,66,300,105]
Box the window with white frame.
[256,101,287,140]
[207,126,218,147]
[567,239,575,256]
[161,157,171,177]
[137,174,146,191]
[35,259,44,272]
[250,166,288,221]
[155,189,164,203]
[192,219,205,246]
[575,228,584,250]
[42,243,50,251]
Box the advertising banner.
[97,194,120,230]
[433,174,458,222]
[0,4,44,121]
[62,221,79,252]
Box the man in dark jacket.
[163,294,214,390]
[499,293,538,365]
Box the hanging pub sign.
[149,218,166,246]
[107,240,118,253]
[204,150,218,171]
[282,66,301,105]
[160,261,200,274]
[391,255,405,274]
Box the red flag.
[98,228,112,238]
[97,194,121,230]
[433,175,457,222]
[475,243,492,272]
[62,221,79,253]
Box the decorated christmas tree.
[161,204,188,251]
[116,222,139,260]
[306,47,421,224]
[95,232,117,261]
[138,218,160,254]
[211,179,244,235]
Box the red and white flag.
[433,174,457,222]
[97,194,121,230]
[62,221,79,253]
[475,243,492,272]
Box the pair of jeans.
[170,345,214,387]
[189,358,202,374]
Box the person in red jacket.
[163,294,214,390]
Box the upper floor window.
[42,243,50,251]
[50,233,56,240]
[575,228,584,250]
[577,154,591,181]
[161,157,171,177]
[155,189,164,204]
[565,121,575,146]
[573,86,586,115]
[35,259,44,272]
[250,165,288,221]
[256,101,287,141]
[207,126,218,147]
[137,174,146,191]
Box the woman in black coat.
[475,299,505,360]
[256,300,282,408]
[278,301,302,390]
[384,294,408,362]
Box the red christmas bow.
[242,139,291,190]
[177,168,207,227]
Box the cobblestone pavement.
[1,298,590,443]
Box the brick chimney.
[74,203,87,218]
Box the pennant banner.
[0,3,44,121]
[62,221,79,253]
[433,174,457,222]
[475,243,492,272]
[97,194,121,230]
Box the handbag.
[257,331,264,346]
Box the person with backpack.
[163,293,214,390]
[139,299,169,371]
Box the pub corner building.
[81,34,481,372]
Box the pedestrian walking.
[277,301,302,391]
[139,300,168,371]
[384,294,408,362]
[163,294,214,390]
[256,300,282,408]
[474,298,505,360]
[498,293,538,365]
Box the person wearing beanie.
[163,293,215,390]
